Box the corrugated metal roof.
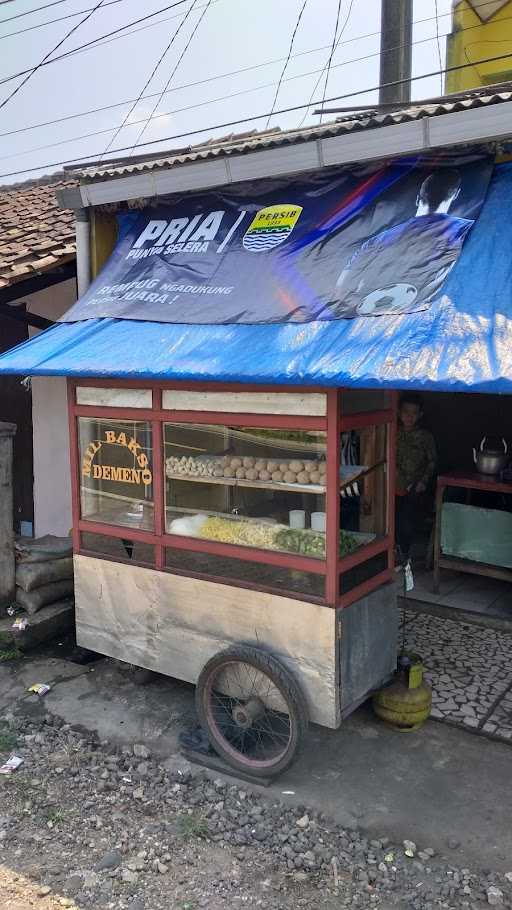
[74,86,512,183]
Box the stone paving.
[402,610,512,743]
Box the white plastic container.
[311,511,326,532]
[289,510,306,529]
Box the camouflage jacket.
[396,426,436,493]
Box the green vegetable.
[274,527,359,558]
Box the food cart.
[68,379,398,776]
[3,137,508,777]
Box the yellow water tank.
[446,0,512,93]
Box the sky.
[0,0,454,184]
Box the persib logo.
[242,204,303,252]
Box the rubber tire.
[196,645,309,778]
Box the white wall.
[26,278,76,538]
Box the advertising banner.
[63,153,493,324]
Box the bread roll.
[318,461,327,475]
[303,460,316,473]
[297,471,310,484]
[230,457,242,469]
[245,468,258,481]
[267,460,279,474]
[224,467,236,478]
[254,460,267,473]
[271,470,284,482]
[236,467,246,479]
[259,469,271,481]
[289,460,304,474]
[310,471,321,484]
[283,471,297,484]
[243,456,255,469]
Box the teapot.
[473,437,508,475]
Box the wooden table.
[433,471,512,593]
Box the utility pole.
[379,0,413,105]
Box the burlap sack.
[15,535,72,564]
[16,557,73,593]
[16,580,75,615]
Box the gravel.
[0,711,511,910]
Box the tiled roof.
[73,85,512,182]
[0,177,76,290]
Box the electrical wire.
[0,0,82,25]
[0,0,129,42]
[0,0,196,87]
[300,0,355,128]
[265,0,308,129]
[320,0,343,125]
[0,0,109,111]
[131,0,213,153]
[433,0,443,94]
[0,24,469,162]
[3,48,512,180]
[100,0,200,159]
[0,1,458,141]
[0,0,506,85]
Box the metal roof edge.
[68,99,512,209]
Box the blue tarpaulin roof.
[1,163,512,393]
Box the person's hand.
[415,481,427,494]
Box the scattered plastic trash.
[0,755,24,774]
[27,683,51,697]
[384,852,395,864]
[12,617,28,631]
[6,605,16,616]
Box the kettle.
[473,437,508,475]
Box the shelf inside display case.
[165,463,380,495]
[165,471,324,494]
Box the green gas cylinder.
[372,656,432,732]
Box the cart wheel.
[196,645,308,777]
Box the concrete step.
[0,599,74,651]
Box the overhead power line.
[433,0,443,94]
[101,0,200,158]
[0,0,128,41]
[0,0,79,25]
[265,0,309,129]
[0,0,108,111]
[3,50,512,181]
[2,1,508,142]
[0,0,499,89]
[320,0,355,124]
[0,0,195,87]
[131,0,213,152]
[0,24,475,163]
[300,0,355,128]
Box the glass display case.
[164,422,327,557]
[69,382,396,606]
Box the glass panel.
[340,424,388,549]
[164,423,326,558]
[339,551,388,596]
[341,389,390,415]
[81,533,155,566]
[165,548,325,598]
[78,417,154,531]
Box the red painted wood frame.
[338,391,398,609]
[68,379,397,609]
